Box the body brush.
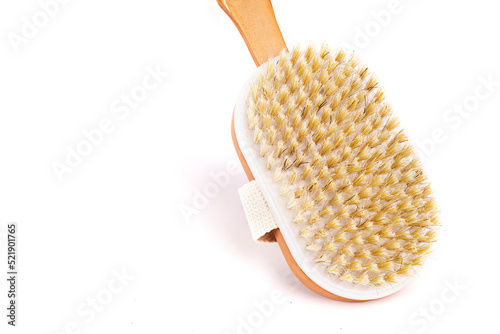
[218,0,439,301]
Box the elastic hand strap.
[238,181,278,242]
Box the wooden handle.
[217,0,288,66]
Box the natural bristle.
[248,44,439,287]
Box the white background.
[0,0,499,333]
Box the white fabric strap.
[238,181,279,243]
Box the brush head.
[246,44,439,287]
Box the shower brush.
[218,0,439,301]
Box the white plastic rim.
[233,59,415,301]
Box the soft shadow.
[191,159,286,276]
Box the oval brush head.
[234,44,439,299]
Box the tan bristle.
[248,44,439,287]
